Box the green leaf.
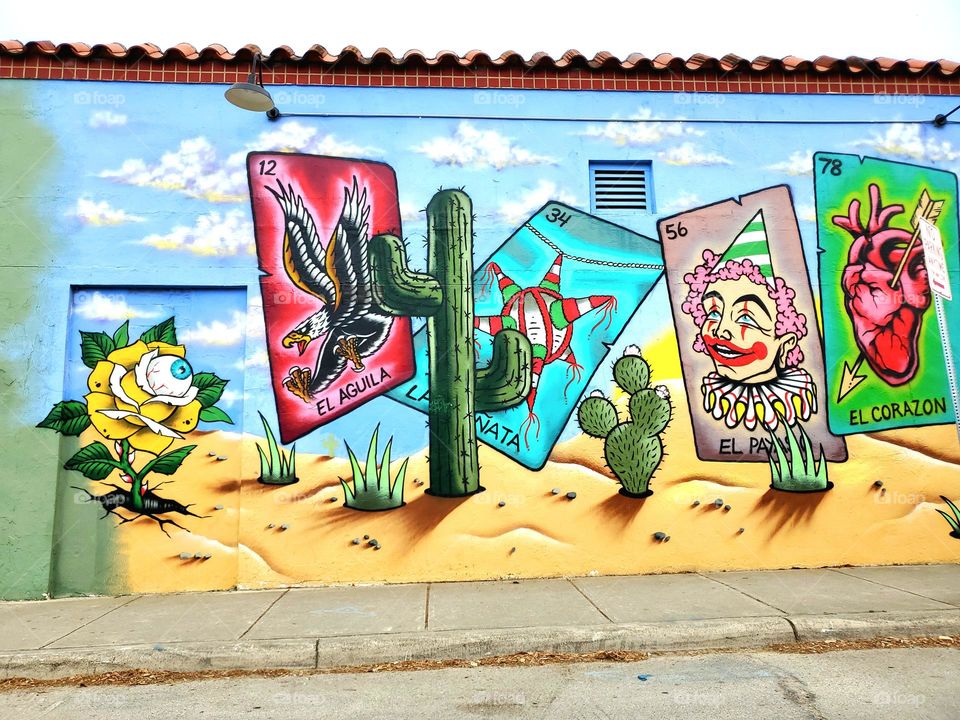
[64,442,120,481]
[140,317,177,345]
[79,331,115,369]
[143,445,196,476]
[199,406,234,425]
[192,372,228,408]
[37,400,91,436]
[112,320,129,348]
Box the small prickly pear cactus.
[577,345,672,498]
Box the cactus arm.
[369,233,443,316]
[425,190,481,497]
[577,396,619,437]
[476,328,533,412]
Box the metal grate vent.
[590,161,653,213]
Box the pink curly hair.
[680,249,808,368]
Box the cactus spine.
[576,346,671,498]
[369,189,532,497]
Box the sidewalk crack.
[238,589,289,640]
[40,594,141,649]
[424,583,431,630]
[829,568,957,608]
[566,578,614,624]
[697,572,791,615]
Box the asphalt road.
[3,647,957,719]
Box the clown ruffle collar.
[700,367,817,432]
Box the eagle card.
[247,153,415,443]
[659,185,847,463]
[813,153,960,434]
[389,202,664,470]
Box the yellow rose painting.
[38,317,233,534]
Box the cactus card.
[389,202,664,470]
[659,185,846,463]
[814,153,960,434]
[247,154,416,443]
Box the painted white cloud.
[579,108,702,146]
[657,143,731,166]
[852,124,960,163]
[399,200,422,222]
[659,192,701,215]
[89,111,127,128]
[235,348,269,370]
[100,121,380,202]
[498,180,579,225]
[74,291,159,321]
[73,197,144,226]
[218,389,243,407]
[180,311,246,346]
[766,150,813,176]
[795,204,817,222]
[139,210,255,256]
[413,122,556,170]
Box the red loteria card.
[247,153,415,443]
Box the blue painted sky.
[23,81,960,458]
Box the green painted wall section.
[0,85,66,599]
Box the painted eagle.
[266,177,393,400]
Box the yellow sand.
[111,380,960,594]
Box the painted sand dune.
[109,382,960,594]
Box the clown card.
[660,185,846,463]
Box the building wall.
[2,79,959,599]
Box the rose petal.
[109,364,140,411]
[164,399,202,435]
[87,361,114,393]
[107,340,150,370]
[127,427,175,455]
[84,392,138,440]
[121,369,153,407]
[142,385,199,407]
[134,348,160,397]
[147,342,186,358]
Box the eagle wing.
[267,180,338,305]
[323,176,372,322]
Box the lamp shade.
[225,77,275,112]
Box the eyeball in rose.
[84,340,203,455]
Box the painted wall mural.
[813,153,960,434]
[4,80,960,599]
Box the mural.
[659,186,846,463]
[248,153,416,442]
[39,308,237,535]
[814,153,960,434]
[7,80,960,599]
[392,201,664,469]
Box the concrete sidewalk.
[1,564,958,679]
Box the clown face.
[699,275,797,384]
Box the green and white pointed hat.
[712,209,775,282]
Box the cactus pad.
[613,354,649,394]
[578,396,618,438]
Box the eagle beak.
[282,332,312,355]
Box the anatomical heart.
[247,154,415,443]
[814,153,960,434]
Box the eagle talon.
[334,336,365,372]
[283,366,314,402]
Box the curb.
[1,611,957,680]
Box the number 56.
[663,222,688,240]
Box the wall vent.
[589,160,654,213]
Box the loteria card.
[247,153,415,443]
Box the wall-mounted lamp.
[225,53,279,119]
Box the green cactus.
[576,346,671,498]
[369,189,532,497]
